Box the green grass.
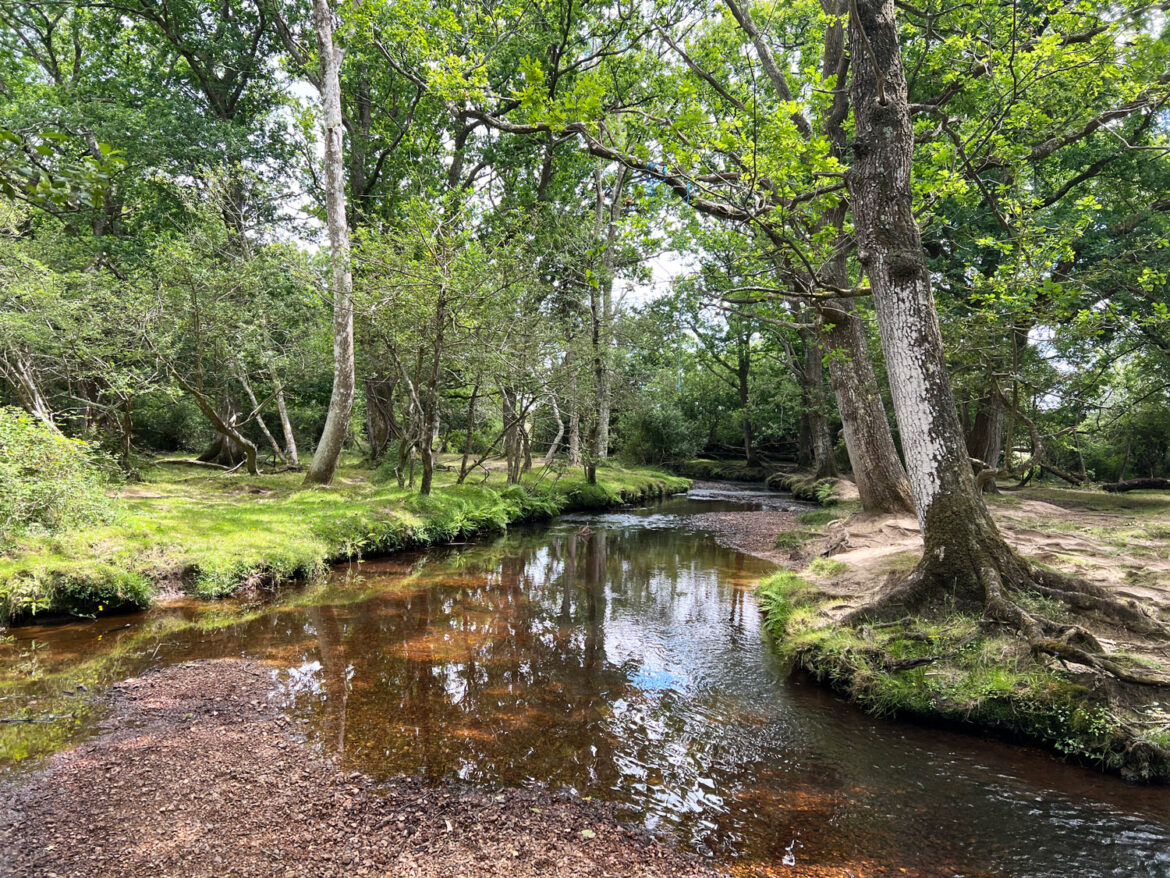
[797,509,842,527]
[807,557,848,577]
[993,484,1170,517]
[756,572,1170,781]
[0,456,688,624]
[773,530,815,550]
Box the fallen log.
[1101,478,1170,493]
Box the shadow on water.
[3,483,1170,876]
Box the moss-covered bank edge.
[1,469,690,626]
[756,571,1170,782]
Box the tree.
[844,0,1166,681]
[303,0,355,485]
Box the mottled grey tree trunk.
[849,0,1013,605]
[304,0,355,486]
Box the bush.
[0,407,117,549]
[616,401,703,464]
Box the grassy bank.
[757,568,1170,781]
[0,457,688,625]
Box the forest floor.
[707,481,1170,780]
[0,659,721,878]
[0,457,688,626]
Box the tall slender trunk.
[270,367,299,467]
[736,336,758,467]
[821,302,915,511]
[586,279,603,486]
[304,0,355,486]
[419,288,446,496]
[802,331,838,479]
[542,395,565,465]
[458,384,479,482]
[598,278,613,459]
[119,396,133,470]
[848,0,1012,603]
[1118,437,1132,482]
[591,166,627,462]
[567,352,581,466]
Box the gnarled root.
[845,548,1170,687]
[1027,564,1167,638]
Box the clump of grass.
[807,557,847,577]
[797,509,840,527]
[774,530,814,550]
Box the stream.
[3,483,1170,876]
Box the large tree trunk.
[304,0,355,486]
[821,303,915,512]
[966,394,1005,472]
[847,0,1025,611]
[812,0,915,514]
[364,374,400,462]
[966,393,1004,492]
[168,369,258,475]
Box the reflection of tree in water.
[287,521,849,862]
[302,530,630,789]
[308,603,348,755]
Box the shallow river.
[4,484,1170,876]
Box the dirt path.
[0,660,722,878]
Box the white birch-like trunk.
[304,0,355,486]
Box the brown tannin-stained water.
[4,483,1170,877]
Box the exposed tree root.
[844,548,1170,688]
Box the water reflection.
[3,487,1170,876]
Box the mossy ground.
[0,455,688,625]
[758,565,1170,782]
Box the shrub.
[616,402,703,464]
[0,407,117,549]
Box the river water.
[3,484,1169,876]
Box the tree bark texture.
[304,0,355,486]
[848,0,1014,606]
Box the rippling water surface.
[4,484,1170,876]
